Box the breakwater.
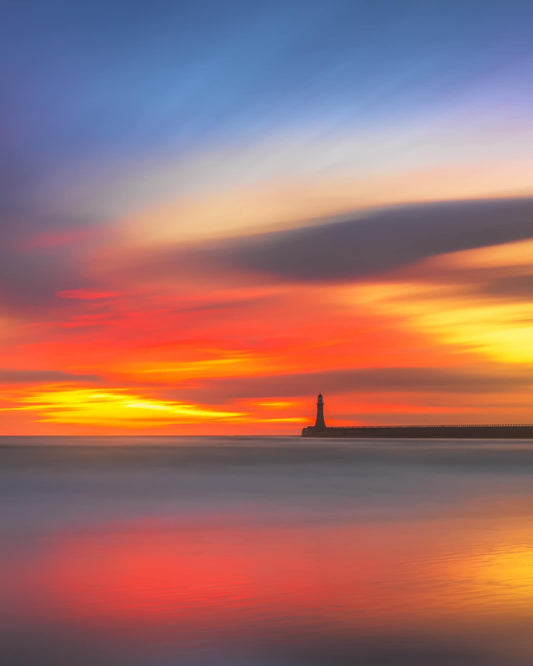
[302,424,533,438]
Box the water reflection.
[2,439,533,665]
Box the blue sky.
[3,0,533,231]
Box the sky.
[1,0,533,434]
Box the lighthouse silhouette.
[314,393,326,429]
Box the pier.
[302,395,533,438]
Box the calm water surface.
[2,436,533,665]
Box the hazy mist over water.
[3,437,533,665]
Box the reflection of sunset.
[459,546,533,608]
[1,521,449,631]
[5,512,533,642]
[0,473,507,618]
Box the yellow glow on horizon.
[2,387,310,429]
[12,388,246,427]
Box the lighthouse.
[314,393,326,429]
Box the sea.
[2,436,533,665]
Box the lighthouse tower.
[314,393,326,429]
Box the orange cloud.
[2,199,533,434]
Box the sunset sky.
[1,0,533,434]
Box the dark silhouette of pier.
[301,395,533,439]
